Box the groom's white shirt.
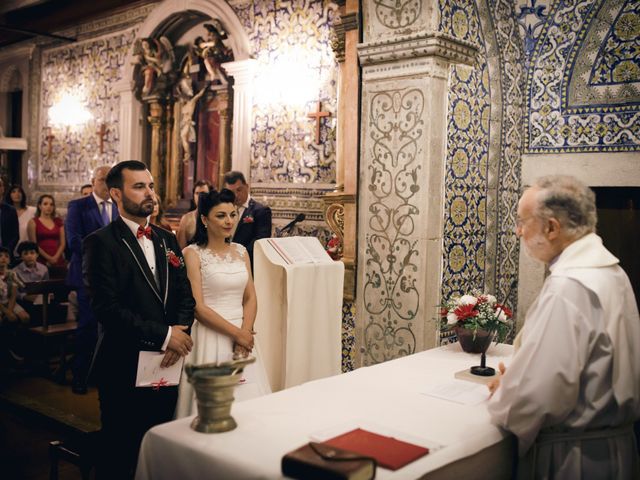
[121,215,172,350]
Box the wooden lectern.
[254,237,344,392]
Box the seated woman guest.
[176,179,211,249]
[175,189,271,417]
[5,185,36,257]
[150,193,172,232]
[27,194,66,276]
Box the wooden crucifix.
[96,123,108,154]
[45,127,55,158]
[307,100,331,144]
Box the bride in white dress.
[175,188,271,418]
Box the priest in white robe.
[488,175,640,479]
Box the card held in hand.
[281,442,376,480]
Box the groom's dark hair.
[106,160,148,190]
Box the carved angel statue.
[192,20,233,84]
[132,36,175,96]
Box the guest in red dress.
[27,194,67,276]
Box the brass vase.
[185,356,255,433]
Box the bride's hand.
[234,328,254,350]
[233,344,251,358]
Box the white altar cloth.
[136,343,515,480]
[253,238,343,391]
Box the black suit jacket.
[0,202,19,254]
[232,198,272,263]
[83,218,195,389]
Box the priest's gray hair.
[532,175,597,238]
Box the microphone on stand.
[276,213,306,236]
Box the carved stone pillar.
[356,1,477,366]
[115,80,142,163]
[164,101,178,207]
[147,100,164,198]
[323,0,359,300]
[221,59,256,180]
[217,91,231,189]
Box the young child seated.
[0,247,29,324]
[14,241,50,305]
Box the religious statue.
[193,21,233,84]
[179,83,208,163]
[132,37,175,97]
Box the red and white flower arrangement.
[166,249,184,268]
[242,215,254,224]
[440,293,513,342]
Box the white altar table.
[136,343,516,480]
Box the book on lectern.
[267,237,333,265]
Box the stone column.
[147,100,164,198]
[322,0,359,300]
[115,80,142,162]
[356,1,477,366]
[221,59,256,180]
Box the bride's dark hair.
[190,188,236,246]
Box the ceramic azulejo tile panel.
[527,0,640,153]
[230,0,339,185]
[39,29,137,185]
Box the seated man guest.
[223,171,272,265]
[488,175,640,478]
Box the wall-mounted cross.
[45,127,55,158]
[307,100,331,144]
[97,123,108,154]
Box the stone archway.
[116,0,255,179]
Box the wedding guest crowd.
[5,184,36,256]
[66,165,118,394]
[27,194,66,277]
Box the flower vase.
[454,326,494,354]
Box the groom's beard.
[122,193,154,218]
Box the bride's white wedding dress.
[175,242,271,418]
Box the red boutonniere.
[242,215,254,224]
[166,249,184,268]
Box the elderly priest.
[488,175,640,479]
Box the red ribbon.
[151,377,168,390]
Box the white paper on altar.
[135,351,184,387]
[421,380,490,405]
[266,237,333,264]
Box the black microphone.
[280,213,305,232]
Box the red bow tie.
[136,225,152,240]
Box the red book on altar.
[323,428,429,470]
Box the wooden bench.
[25,280,75,383]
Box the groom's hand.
[161,350,180,368]
[167,325,193,357]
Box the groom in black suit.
[83,160,195,478]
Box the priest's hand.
[167,325,193,357]
[488,362,506,397]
